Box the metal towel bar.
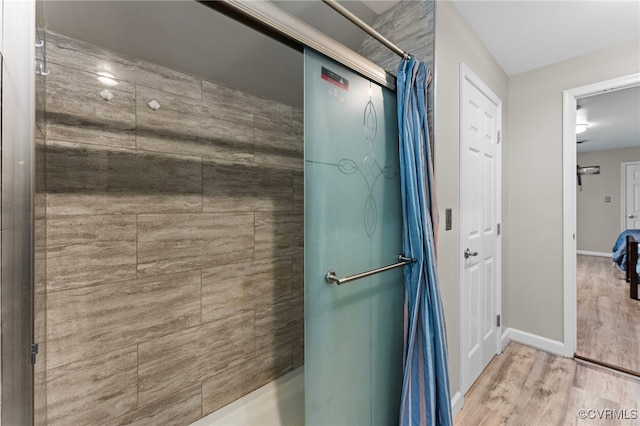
[325,254,416,285]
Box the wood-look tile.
[203,159,293,213]
[201,344,293,416]
[137,213,254,277]
[46,140,202,216]
[202,79,293,119]
[573,362,640,409]
[46,62,136,148]
[576,255,640,374]
[46,215,136,291]
[201,256,292,323]
[46,32,202,100]
[102,384,201,426]
[47,346,137,426]
[255,212,303,260]
[136,85,254,161]
[505,351,575,425]
[137,311,254,406]
[466,343,537,417]
[456,343,640,426]
[563,387,623,426]
[254,113,303,171]
[47,270,201,370]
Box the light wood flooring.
[576,255,640,374]
[454,342,640,425]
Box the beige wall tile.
[34,218,46,295]
[47,32,202,100]
[255,211,303,260]
[35,136,46,219]
[202,256,292,323]
[46,140,203,216]
[47,346,137,426]
[136,85,254,161]
[202,80,292,119]
[47,270,201,369]
[46,214,137,291]
[255,292,298,354]
[292,169,304,212]
[137,213,254,277]
[102,384,201,426]
[254,113,303,171]
[46,62,136,148]
[203,159,293,213]
[201,344,292,416]
[137,311,254,406]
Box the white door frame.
[562,73,640,357]
[621,161,640,231]
[459,63,502,393]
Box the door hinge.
[497,223,501,236]
[496,315,501,327]
[31,343,39,365]
[497,130,501,144]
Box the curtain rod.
[204,0,396,90]
[321,0,411,60]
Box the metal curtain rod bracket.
[325,254,416,285]
[321,0,411,60]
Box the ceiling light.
[576,123,589,134]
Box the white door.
[460,64,501,394]
[624,162,640,229]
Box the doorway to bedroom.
[572,84,640,375]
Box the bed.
[612,229,640,300]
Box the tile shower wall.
[35,32,304,426]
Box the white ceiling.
[44,0,640,151]
[576,86,640,153]
[43,1,381,108]
[451,0,640,76]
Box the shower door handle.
[464,248,478,259]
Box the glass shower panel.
[304,48,404,425]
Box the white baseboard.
[500,327,567,357]
[577,250,610,258]
[501,328,511,351]
[451,391,463,418]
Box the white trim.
[621,161,640,231]
[501,328,567,357]
[458,63,503,394]
[451,391,463,418]
[562,73,640,361]
[576,250,610,258]
[500,328,511,351]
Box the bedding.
[612,229,640,274]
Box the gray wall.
[509,39,640,342]
[35,32,303,426]
[434,0,510,403]
[577,148,640,254]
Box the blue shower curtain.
[397,57,452,426]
